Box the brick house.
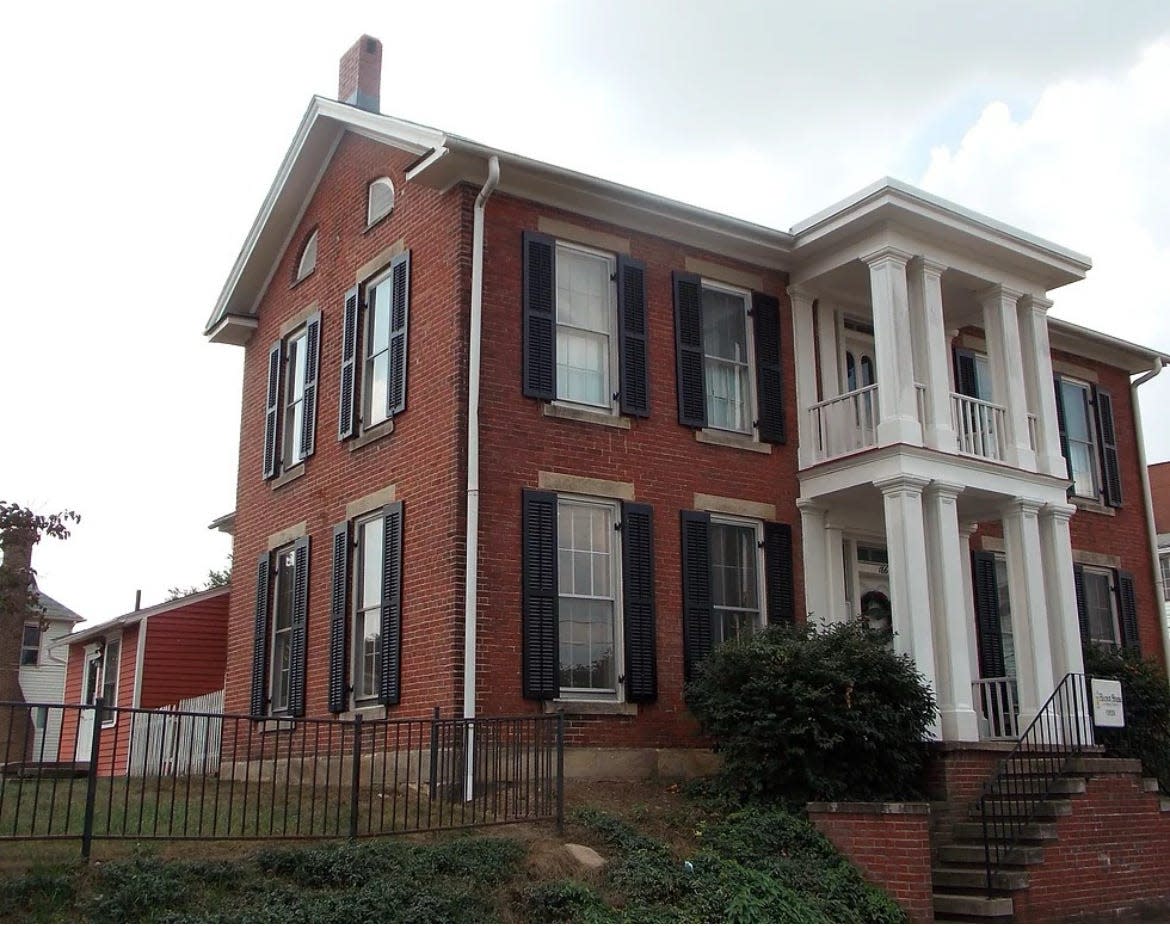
[204,37,1169,772]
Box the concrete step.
[933,866,1029,892]
[1142,777,1160,793]
[933,892,1014,919]
[953,820,1058,842]
[1067,756,1142,775]
[1161,796,1170,813]
[986,776,1086,795]
[937,843,1044,866]
[977,797,1072,818]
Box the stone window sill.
[271,463,306,490]
[542,700,638,716]
[350,418,395,451]
[1072,497,1116,517]
[542,403,631,430]
[261,718,296,733]
[695,428,772,455]
[338,704,386,721]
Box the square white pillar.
[924,483,980,741]
[877,475,940,738]
[958,523,981,687]
[980,285,1036,471]
[815,300,840,402]
[864,248,923,447]
[1002,498,1056,729]
[790,287,818,469]
[825,523,848,624]
[910,258,958,453]
[798,500,829,625]
[1038,503,1085,680]
[1020,295,1066,478]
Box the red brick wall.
[1011,771,1170,922]
[807,802,934,923]
[474,193,799,746]
[1150,460,1170,533]
[925,744,1012,850]
[139,592,230,708]
[225,132,472,720]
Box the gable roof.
[36,590,83,624]
[59,586,229,646]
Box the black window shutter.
[1115,570,1140,653]
[522,232,556,401]
[338,286,361,440]
[1073,562,1090,647]
[299,312,321,460]
[288,536,310,718]
[262,341,282,480]
[621,501,656,702]
[954,348,979,398]
[617,255,650,417]
[250,554,271,716]
[752,292,785,443]
[388,250,411,417]
[521,489,559,700]
[1094,386,1123,507]
[971,551,1005,678]
[680,510,713,681]
[379,501,405,706]
[1054,377,1072,480]
[327,522,350,713]
[673,272,707,428]
[763,521,795,624]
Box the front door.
[74,652,101,760]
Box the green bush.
[1083,644,1170,792]
[520,881,614,923]
[685,620,936,804]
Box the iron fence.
[0,700,563,858]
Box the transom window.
[557,498,620,696]
[555,244,616,410]
[1058,379,1098,499]
[1081,567,1120,648]
[354,514,386,703]
[270,547,296,714]
[367,177,395,226]
[21,623,40,666]
[283,328,309,469]
[710,518,763,642]
[296,230,318,282]
[702,284,754,433]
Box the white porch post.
[1020,295,1065,477]
[980,285,1036,471]
[1039,503,1085,680]
[877,475,940,738]
[958,523,981,688]
[790,287,818,468]
[924,483,980,741]
[864,248,923,446]
[910,258,957,452]
[798,500,830,625]
[1002,498,1056,731]
[815,300,840,402]
[825,523,848,623]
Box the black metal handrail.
[978,672,1092,895]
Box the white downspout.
[1131,358,1168,675]
[464,155,500,797]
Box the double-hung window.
[283,329,309,470]
[262,314,320,481]
[1080,567,1120,648]
[1058,379,1098,499]
[363,268,396,428]
[100,637,120,725]
[269,547,297,714]
[20,623,40,666]
[353,513,388,704]
[709,517,764,642]
[555,244,617,411]
[1160,552,1170,600]
[701,285,755,434]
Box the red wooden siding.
[139,592,230,708]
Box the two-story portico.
[786,180,1137,742]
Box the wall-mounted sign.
[1091,678,1125,728]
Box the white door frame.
[74,646,101,761]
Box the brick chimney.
[338,35,382,113]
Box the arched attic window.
[295,229,318,283]
[367,177,395,226]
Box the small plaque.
[1091,678,1125,728]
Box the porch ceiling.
[811,481,1026,533]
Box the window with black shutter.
[521,489,559,699]
[338,286,360,440]
[752,292,785,443]
[763,521,794,624]
[378,502,405,706]
[252,539,309,717]
[621,501,656,701]
[1094,387,1122,507]
[971,551,1006,678]
[327,522,350,713]
[1115,570,1140,653]
[1053,376,1102,501]
[249,554,271,715]
[359,252,412,431]
[679,510,713,680]
[522,232,556,401]
[1074,564,1122,649]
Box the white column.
[798,500,829,625]
[815,300,840,402]
[924,483,980,741]
[877,475,940,738]
[790,287,818,468]
[825,523,848,623]
[980,285,1036,471]
[911,258,957,452]
[1039,503,1085,680]
[1002,498,1056,730]
[1020,295,1065,477]
[958,523,981,687]
[864,248,923,446]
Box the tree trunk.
[0,537,34,763]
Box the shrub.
[685,620,936,804]
[1083,644,1170,792]
[520,881,614,923]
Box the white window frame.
[556,494,624,702]
[282,327,309,469]
[100,635,121,727]
[1160,552,1170,601]
[553,242,619,414]
[269,546,297,716]
[1081,566,1121,648]
[20,622,41,667]
[701,280,757,437]
[295,229,318,282]
[1058,377,1100,501]
[362,265,396,429]
[352,511,387,706]
[367,177,395,226]
[709,514,766,643]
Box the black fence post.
[81,699,104,861]
[349,715,362,840]
[555,710,565,835]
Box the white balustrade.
[809,384,879,462]
[951,392,1007,461]
[973,676,1019,740]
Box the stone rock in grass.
[563,843,606,871]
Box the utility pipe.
[463,155,499,797]
[1130,357,1169,676]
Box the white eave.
[1047,317,1170,374]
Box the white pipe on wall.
[1130,357,1168,676]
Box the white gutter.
[1131,358,1169,676]
[463,155,500,796]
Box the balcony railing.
[952,393,1006,462]
[810,384,879,461]
[973,676,1019,740]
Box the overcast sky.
[3,0,1169,623]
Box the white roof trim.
[60,586,230,646]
